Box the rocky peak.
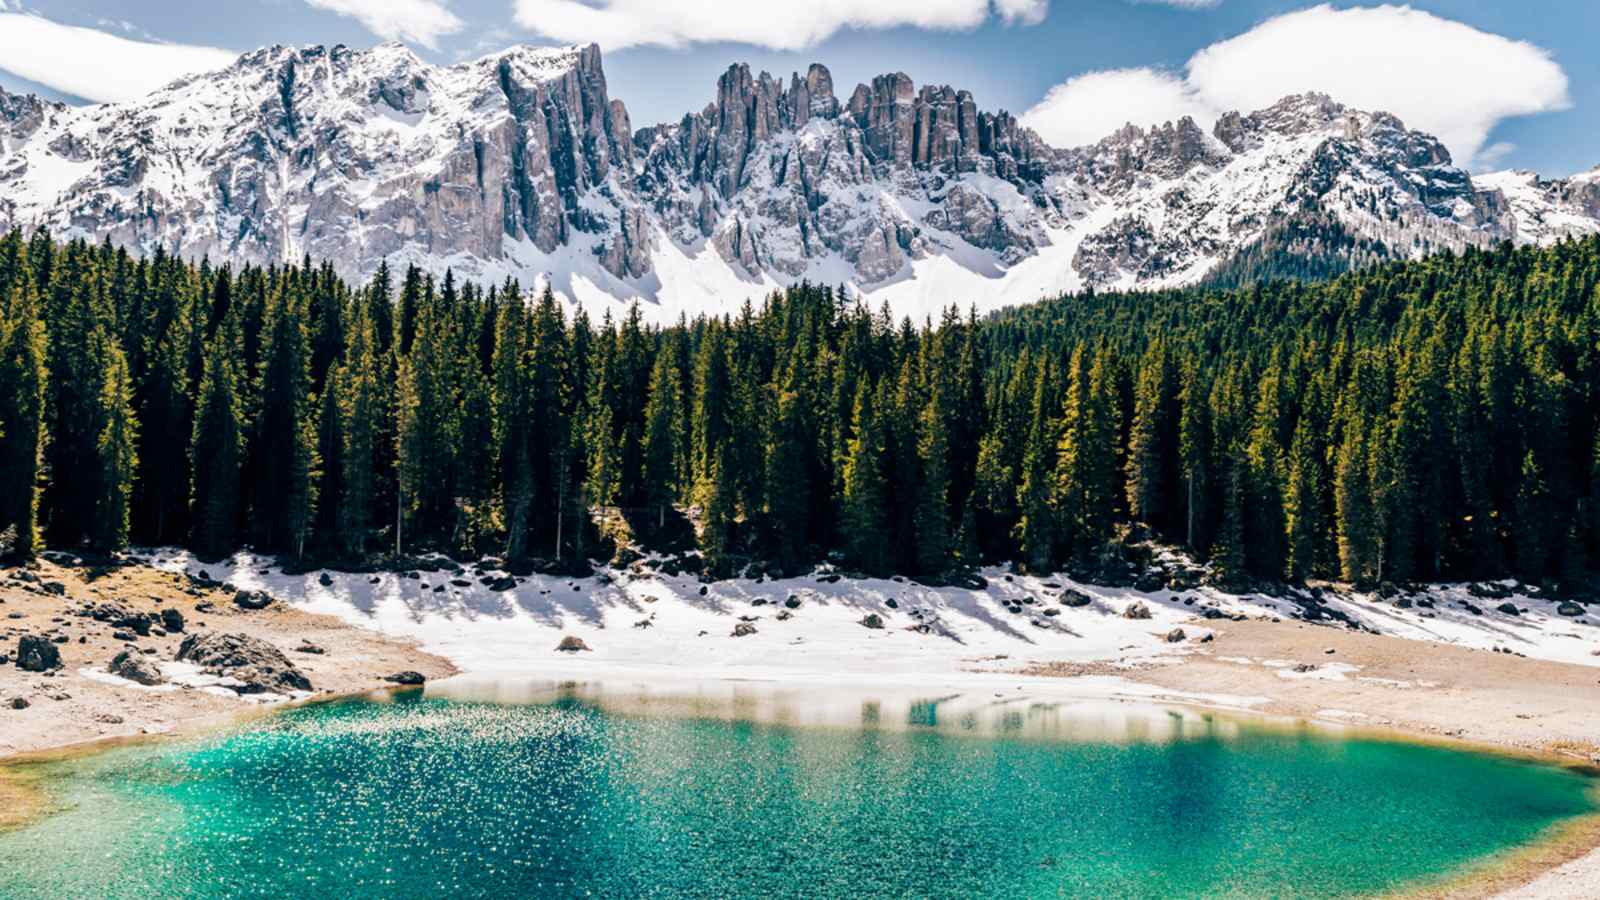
[788,64,840,127]
[1077,115,1228,192]
[0,86,56,151]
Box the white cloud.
[0,13,236,103]
[1023,68,1214,149]
[1130,0,1222,8]
[304,0,464,50]
[1021,4,1571,168]
[511,0,1049,51]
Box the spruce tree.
[0,272,46,558]
[190,318,245,560]
[92,350,138,552]
[915,388,952,575]
[841,381,889,574]
[642,346,686,531]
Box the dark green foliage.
[3,228,1599,591]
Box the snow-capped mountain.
[0,41,1595,322]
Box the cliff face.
[0,42,1594,322]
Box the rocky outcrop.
[175,632,312,693]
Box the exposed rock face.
[0,45,1595,322]
[15,635,61,672]
[175,632,312,693]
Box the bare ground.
[0,558,456,761]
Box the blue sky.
[0,0,1593,176]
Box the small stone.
[731,622,758,638]
[555,635,591,652]
[384,671,426,686]
[8,697,29,710]
[1123,602,1152,621]
[860,614,885,630]
[1165,628,1187,643]
[784,596,801,610]
[160,609,185,633]
[1557,602,1585,617]
[318,572,334,587]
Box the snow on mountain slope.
[0,41,1595,323]
[1474,168,1600,246]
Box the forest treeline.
[2,229,1599,590]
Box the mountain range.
[1,41,1597,322]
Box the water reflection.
[425,674,1257,746]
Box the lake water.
[0,684,1594,899]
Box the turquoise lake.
[0,687,1594,899]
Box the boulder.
[15,634,61,672]
[108,650,166,686]
[295,642,326,655]
[1060,590,1092,608]
[731,622,758,637]
[1496,602,1520,616]
[233,590,275,611]
[1123,602,1152,621]
[175,632,311,693]
[318,572,334,587]
[160,608,186,633]
[555,635,592,652]
[784,596,802,610]
[1165,628,1187,643]
[860,614,885,630]
[1558,602,1585,617]
[384,671,426,686]
[8,697,28,710]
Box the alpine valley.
[1,40,1598,322]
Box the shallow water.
[0,685,1593,899]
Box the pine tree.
[915,388,952,575]
[1054,346,1118,558]
[190,318,245,560]
[339,303,382,557]
[0,270,46,559]
[92,349,138,552]
[250,279,318,554]
[396,295,458,545]
[1284,413,1325,581]
[642,346,686,530]
[841,381,889,574]
[1015,364,1057,572]
[1335,415,1379,587]
[1514,450,1552,582]
[313,369,345,550]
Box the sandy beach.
[0,558,455,760]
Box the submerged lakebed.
[0,683,1594,899]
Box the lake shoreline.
[4,553,1599,896]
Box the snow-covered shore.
[144,548,1600,686]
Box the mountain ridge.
[0,40,1596,321]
